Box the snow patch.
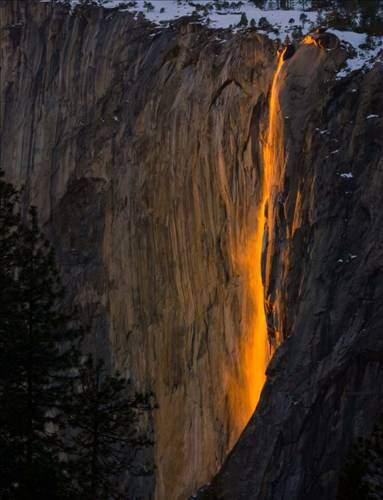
[315,128,329,135]
[329,29,383,80]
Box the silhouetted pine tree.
[0,174,81,498]
[68,356,154,500]
[0,171,20,296]
[0,174,154,498]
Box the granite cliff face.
[1,2,383,499]
[1,2,274,497]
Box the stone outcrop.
[1,2,383,499]
[304,30,340,50]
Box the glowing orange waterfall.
[249,53,285,407]
[230,53,285,433]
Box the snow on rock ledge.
[43,0,383,80]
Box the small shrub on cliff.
[258,16,273,31]
[143,1,154,11]
[238,13,248,28]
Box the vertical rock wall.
[0,2,276,497]
[203,42,383,500]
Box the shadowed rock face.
[1,2,383,500]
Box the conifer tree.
[0,173,154,498]
[68,356,154,500]
[0,171,20,295]
[238,12,249,28]
[0,174,81,498]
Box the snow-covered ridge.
[43,1,383,79]
[46,0,319,34]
